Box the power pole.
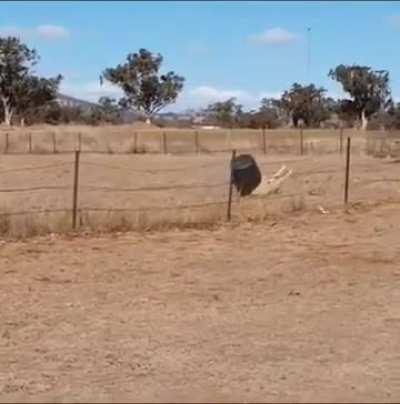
[306,27,311,83]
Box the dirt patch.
[0,202,400,402]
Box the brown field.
[1,200,400,402]
[0,124,396,155]
[0,129,399,238]
[1,126,400,402]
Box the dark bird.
[231,154,262,197]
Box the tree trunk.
[361,109,368,131]
[1,97,13,126]
[20,117,25,127]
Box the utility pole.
[307,27,311,82]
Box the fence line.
[0,185,71,193]
[2,129,390,156]
[0,132,400,235]
[358,178,400,184]
[0,162,71,175]
[1,127,364,156]
[80,181,229,193]
[0,191,303,218]
[79,159,227,173]
[0,208,71,217]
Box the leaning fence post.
[52,132,57,153]
[161,131,167,154]
[339,126,344,155]
[5,133,9,154]
[344,137,351,205]
[227,149,237,222]
[194,130,200,154]
[262,127,267,154]
[300,128,304,156]
[72,150,81,230]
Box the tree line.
[1,35,400,130]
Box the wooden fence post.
[72,150,81,230]
[339,127,344,155]
[28,133,32,153]
[78,132,82,152]
[344,137,351,204]
[134,132,138,152]
[5,133,9,154]
[194,130,200,154]
[262,127,267,154]
[52,132,57,154]
[300,128,304,156]
[162,131,167,154]
[227,149,237,222]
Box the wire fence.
[2,127,400,156]
[0,131,399,237]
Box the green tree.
[14,74,62,125]
[328,64,391,130]
[204,97,243,128]
[90,96,122,124]
[0,36,38,125]
[258,97,283,128]
[280,83,328,128]
[101,48,185,124]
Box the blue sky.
[1,1,400,112]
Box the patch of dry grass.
[0,124,376,155]
[0,192,305,239]
[0,127,399,239]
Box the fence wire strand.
[79,159,228,173]
[0,192,300,218]
[0,162,71,175]
[0,185,71,193]
[80,181,229,193]
[0,208,70,217]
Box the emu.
[231,154,262,197]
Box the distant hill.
[56,93,142,123]
[56,93,98,110]
[56,93,199,124]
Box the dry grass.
[0,126,400,239]
[0,124,383,155]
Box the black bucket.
[231,154,262,196]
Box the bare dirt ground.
[1,200,400,403]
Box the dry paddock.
[0,200,400,402]
[0,148,400,236]
[0,136,400,402]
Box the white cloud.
[191,86,255,104]
[36,25,69,40]
[0,24,69,41]
[248,27,298,45]
[165,86,283,112]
